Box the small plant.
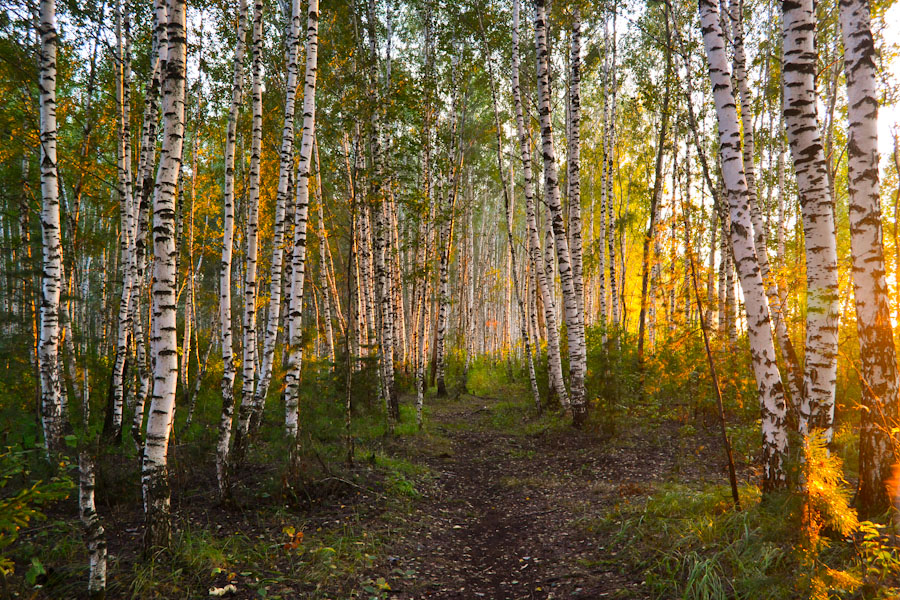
[0,448,73,578]
[796,430,860,599]
[282,526,304,551]
[604,482,800,599]
[361,575,391,599]
[386,472,419,498]
[856,520,900,596]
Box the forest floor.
[364,392,736,600]
[18,388,743,599]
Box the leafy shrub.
[797,430,860,598]
[0,448,73,577]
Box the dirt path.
[375,395,698,599]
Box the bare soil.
[372,394,736,599]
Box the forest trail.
[375,394,696,599]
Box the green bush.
[0,448,73,578]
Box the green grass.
[595,483,795,600]
[590,478,900,600]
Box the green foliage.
[601,483,795,599]
[855,521,900,596]
[0,448,73,577]
[597,432,899,600]
[457,352,524,399]
[584,325,639,434]
[831,422,860,480]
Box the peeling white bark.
[283,0,319,439]
[141,0,186,548]
[783,0,840,441]
[38,0,63,453]
[533,0,586,424]
[699,0,788,489]
[839,0,900,515]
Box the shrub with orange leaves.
[797,430,861,598]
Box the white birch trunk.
[433,54,462,398]
[38,0,64,453]
[434,194,452,397]
[283,0,319,439]
[606,11,620,331]
[78,368,106,599]
[717,206,728,333]
[185,331,215,429]
[707,208,718,327]
[142,0,186,548]
[357,177,377,354]
[483,30,541,411]
[533,0,586,425]
[783,0,840,440]
[231,0,264,467]
[109,0,136,441]
[567,10,585,327]
[216,0,248,497]
[313,138,335,364]
[130,0,168,448]
[699,0,788,489]
[79,446,107,598]
[251,0,301,431]
[639,5,671,365]
[729,0,803,406]
[512,0,568,407]
[390,193,406,366]
[181,73,199,398]
[416,6,434,428]
[597,18,613,334]
[366,0,399,422]
[839,0,900,515]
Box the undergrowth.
[5,329,900,598]
[6,355,443,599]
[594,470,900,599]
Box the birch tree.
[367,0,399,422]
[598,15,612,334]
[415,2,434,427]
[182,48,200,401]
[232,0,263,469]
[283,0,319,440]
[108,0,135,441]
[314,138,335,365]
[638,3,671,370]
[481,16,541,411]
[247,0,301,436]
[727,0,803,406]
[433,52,462,399]
[698,0,788,489]
[77,371,106,598]
[37,0,64,453]
[216,0,248,497]
[533,0,586,425]
[141,0,186,548]
[782,0,840,441]
[567,8,585,323]
[130,0,170,445]
[839,0,900,516]
[606,9,620,331]
[512,0,567,406]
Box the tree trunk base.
[571,405,588,429]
